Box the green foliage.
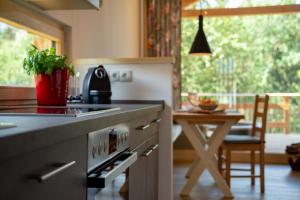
[181,2,300,133]
[182,14,300,94]
[23,45,74,76]
[0,26,33,85]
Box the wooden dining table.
[173,110,244,198]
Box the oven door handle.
[87,152,137,188]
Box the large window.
[0,18,61,86]
[181,13,300,134]
[181,14,300,94]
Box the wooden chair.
[218,94,269,193]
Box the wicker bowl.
[199,104,218,111]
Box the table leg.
[177,120,234,198]
[184,122,228,178]
[185,157,200,178]
[186,125,207,178]
[181,159,206,195]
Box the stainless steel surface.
[152,144,159,150]
[87,124,130,172]
[136,124,150,131]
[151,118,162,123]
[37,161,76,182]
[94,152,137,188]
[0,122,16,129]
[142,149,153,157]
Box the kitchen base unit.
[129,111,160,200]
[0,103,164,200]
[0,136,87,200]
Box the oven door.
[87,151,137,199]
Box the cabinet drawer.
[130,111,161,149]
[129,135,159,200]
[129,140,149,200]
[147,112,161,139]
[146,134,159,200]
[0,136,87,200]
[130,116,149,148]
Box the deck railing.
[181,93,300,134]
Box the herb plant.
[23,45,74,76]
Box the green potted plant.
[23,45,74,106]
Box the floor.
[173,162,300,200]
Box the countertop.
[0,103,163,162]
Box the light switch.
[119,70,132,82]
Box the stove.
[0,104,121,117]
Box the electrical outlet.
[109,70,120,82]
[119,70,132,82]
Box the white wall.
[48,0,140,59]
[75,60,174,200]
[75,63,172,103]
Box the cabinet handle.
[152,144,159,150]
[136,124,150,131]
[36,161,76,182]
[141,149,153,157]
[151,118,161,124]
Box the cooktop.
[0,104,121,117]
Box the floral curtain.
[146,0,181,108]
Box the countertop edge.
[0,104,163,162]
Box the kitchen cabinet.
[129,111,160,200]
[0,135,87,200]
[128,140,148,200]
[145,135,159,200]
[21,0,101,10]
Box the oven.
[87,123,137,200]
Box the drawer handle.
[142,149,153,157]
[152,144,159,150]
[87,152,137,188]
[37,161,76,182]
[136,124,150,131]
[151,118,161,124]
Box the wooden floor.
[173,162,300,200]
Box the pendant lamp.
[189,15,212,56]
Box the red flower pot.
[35,69,69,106]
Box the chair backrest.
[251,95,269,142]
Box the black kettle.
[82,65,112,104]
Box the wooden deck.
[265,134,300,153]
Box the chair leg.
[218,147,223,174]
[260,146,265,193]
[225,149,231,187]
[251,150,255,186]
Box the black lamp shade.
[189,15,212,56]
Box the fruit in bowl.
[187,93,219,110]
[199,98,218,111]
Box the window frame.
[0,0,71,102]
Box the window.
[0,18,61,86]
[181,13,300,135]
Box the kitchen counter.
[0,103,163,162]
